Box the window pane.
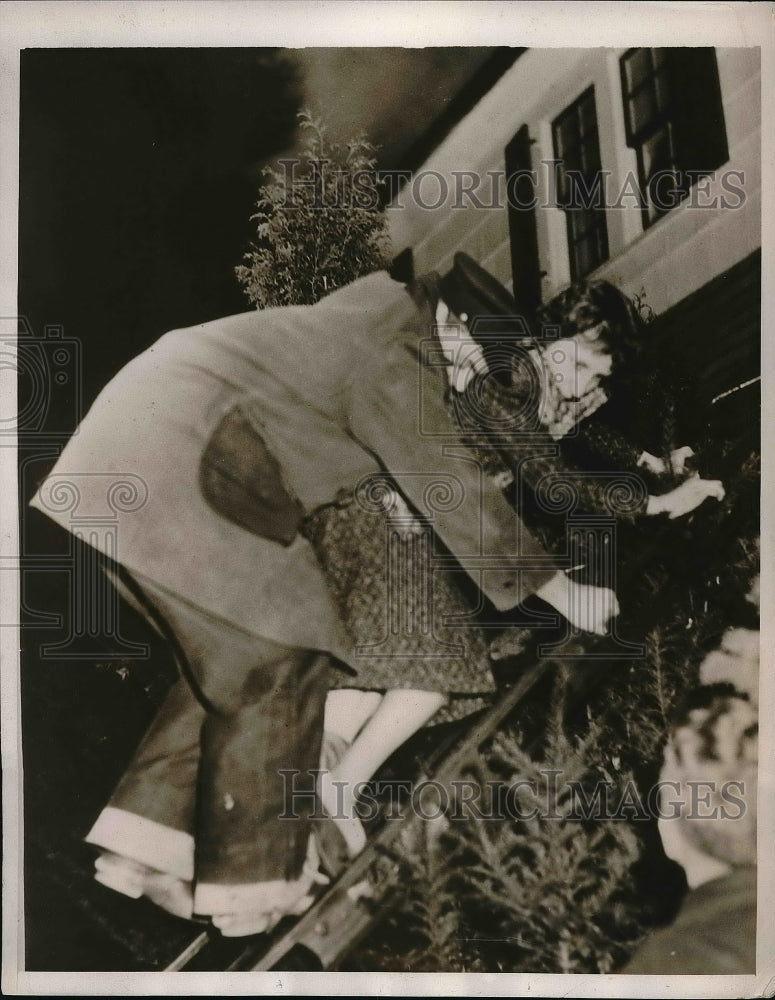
[642,123,689,221]
[623,48,653,92]
[580,141,602,175]
[567,210,608,278]
[557,169,571,204]
[641,125,676,182]
[578,92,598,139]
[554,114,578,158]
[655,67,671,113]
[566,172,605,211]
[629,87,658,134]
[562,141,584,172]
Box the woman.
[455,278,725,551]
[306,271,725,873]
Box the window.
[552,87,609,281]
[620,48,728,227]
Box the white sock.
[317,770,367,858]
[323,689,383,744]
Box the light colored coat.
[31,271,558,658]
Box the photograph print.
[2,4,770,994]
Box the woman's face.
[543,335,613,400]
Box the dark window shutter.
[505,124,543,315]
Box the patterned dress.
[303,482,500,722]
[303,357,678,716]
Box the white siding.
[387,47,761,315]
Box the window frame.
[619,47,729,229]
[551,84,610,282]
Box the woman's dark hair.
[534,279,645,376]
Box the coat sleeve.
[456,373,649,522]
[571,417,644,471]
[346,338,560,611]
[509,438,648,522]
[570,370,680,472]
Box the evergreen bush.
[236,111,392,309]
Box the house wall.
[386,47,760,319]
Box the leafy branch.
[235,111,392,309]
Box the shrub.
[235,111,392,309]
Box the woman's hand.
[638,446,696,478]
[669,445,695,476]
[536,572,620,635]
[646,473,725,519]
[637,450,667,476]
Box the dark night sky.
[19,49,304,409]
